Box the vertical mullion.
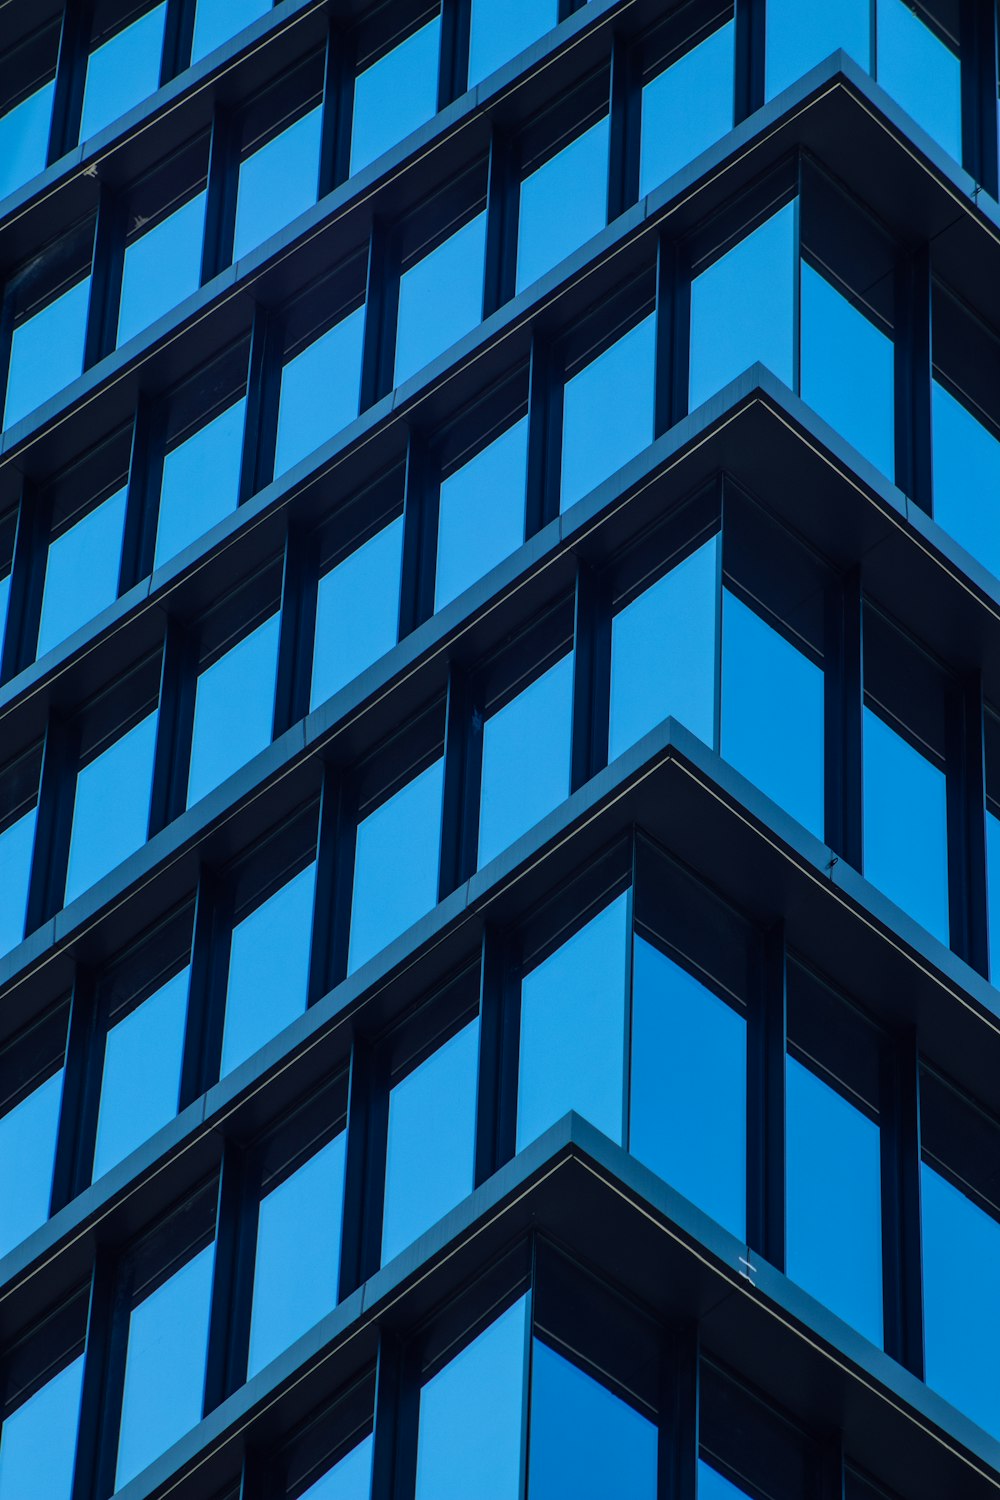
[893,244,933,515]
[49,966,100,1214]
[24,712,78,935]
[817,1435,846,1500]
[879,1027,924,1378]
[397,430,438,639]
[338,1035,390,1299]
[476,925,522,1178]
[47,1,90,165]
[569,558,611,793]
[960,0,999,199]
[438,663,482,900]
[308,763,357,1000]
[607,31,641,223]
[118,394,166,594]
[733,0,766,124]
[200,107,239,283]
[659,1321,699,1500]
[946,671,990,976]
[160,0,196,85]
[370,1332,419,1500]
[179,868,231,1105]
[203,1143,258,1410]
[83,182,127,372]
[320,22,356,196]
[360,221,401,413]
[524,332,562,538]
[272,520,319,739]
[438,0,472,110]
[747,922,786,1269]
[147,616,197,836]
[238,302,283,504]
[0,480,50,681]
[70,1248,125,1500]
[654,231,689,437]
[825,567,864,870]
[483,127,519,317]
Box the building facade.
[0,1,999,1497]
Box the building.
[0,0,999,1497]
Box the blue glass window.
[348,758,444,973]
[394,214,487,387]
[4,277,91,430]
[478,654,573,868]
[80,5,167,143]
[155,398,246,568]
[800,263,895,478]
[609,535,718,759]
[192,0,271,64]
[765,0,870,99]
[350,19,441,176]
[381,1019,479,1263]
[0,1355,84,1500]
[117,193,206,347]
[862,706,950,943]
[721,591,825,839]
[877,0,962,162]
[640,22,735,195]
[311,518,403,709]
[630,936,746,1238]
[435,418,527,611]
[248,1131,346,1376]
[300,1436,374,1500]
[220,863,316,1078]
[468,0,559,88]
[0,806,37,958]
[274,306,365,479]
[560,314,655,510]
[517,894,629,1150]
[786,1057,883,1343]
[92,969,188,1180]
[0,1069,63,1259]
[233,107,322,262]
[528,1340,657,1500]
[115,1243,215,1489]
[65,711,157,905]
[932,380,1000,580]
[699,1461,751,1500]
[36,488,127,659]
[414,1297,527,1500]
[0,571,10,656]
[0,83,55,203]
[516,119,608,293]
[186,614,279,807]
[689,202,796,410]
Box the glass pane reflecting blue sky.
[80,5,166,143]
[0,1069,62,1259]
[92,969,188,1181]
[348,758,444,972]
[0,1355,83,1500]
[65,711,157,905]
[516,119,608,294]
[478,654,573,868]
[699,1461,752,1500]
[311,518,403,709]
[117,193,206,347]
[877,0,962,162]
[37,488,126,659]
[0,84,54,203]
[989,808,1000,987]
[932,381,1000,581]
[435,419,527,612]
[192,0,271,63]
[640,23,734,195]
[5,278,90,430]
[187,614,279,807]
[561,314,655,510]
[395,214,487,387]
[350,19,440,177]
[234,107,322,262]
[468,0,558,87]
[528,1341,657,1500]
[801,264,894,479]
[765,0,870,99]
[220,863,315,1078]
[300,1437,374,1500]
[156,398,246,568]
[0,807,36,959]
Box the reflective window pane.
[862,706,949,943]
[348,758,444,973]
[560,314,655,510]
[414,1297,527,1500]
[765,0,870,99]
[115,1244,215,1489]
[0,1355,84,1500]
[192,0,271,63]
[0,1069,62,1259]
[877,0,962,162]
[187,614,279,807]
[92,969,188,1180]
[721,591,825,839]
[478,654,573,868]
[311,518,403,709]
[0,807,37,958]
[630,936,746,1238]
[274,306,365,479]
[221,863,316,1078]
[517,894,629,1150]
[80,4,167,143]
[435,418,527,611]
[932,380,1000,581]
[786,1057,883,1343]
[699,1461,752,1500]
[640,22,735,195]
[394,214,487,387]
[300,1436,374,1500]
[155,398,246,568]
[233,107,322,261]
[65,711,157,905]
[801,262,894,478]
[36,487,127,659]
[516,119,608,293]
[117,193,206,347]
[0,83,54,202]
[689,202,796,410]
[4,277,91,430]
[381,1019,479,1263]
[350,19,441,176]
[528,1340,657,1500]
[248,1132,346,1376]
[468,0,559,87]
[609,535,718,759]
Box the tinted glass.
[36,487,127,658]
[800,263,894,478]
[560,314,655,510]
[0,1355,84,1500]
[609,535,718,759]
[862,707,949,943]
[414,1297,527,1500]
[468,0,559,87]
[381,1019,479,1263]
[394,214,487,387]
[311,517,403,709]
[248,1131,346,1376]
[528,1340,657,1500]
[435,418,527,611]
[92,969,188,1180]
[233,107,322,261]
[0,808,36,958]
[80,5,167,142]
[689,202,795,409]
[117,193,206,346]
[300,1437,374,1500]
[274,307,365,479]
[0,572,9,655]
[478,654,573,868]
[640,22,735,195]
[0,83,54,202]
[786,1057,883,1343]
[517,893,629,1150]
[4,277,91,430]
[186,614,279,807]
[699,1462,752,1500]
[0,1069,62,1258]
[516,119,608,293]
[115,1244,215,1489]
[220,863,316,1078]
[192,0,271,63]
[65,710,157,905]
[989,807,1000,985]
[350,19,440,176]
[155,398,246,568]
[630,936,746,1237]
[721,591,825,838]
[348,758,444,972]
[765,0,870,99]
[877,0,962,161]
[932,381,1000,580]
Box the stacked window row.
[2,834,997,1496]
